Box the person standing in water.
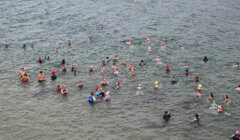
[88,92,96,105]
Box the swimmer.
[122,60,127,67]
[160,44,166,49]
[126,39,132,45]
[131,68,136,76]
[104,91,111,102]
[231,130,240,140]
[5,43,8,48]
[51,70,57,80]
[96,90,105,98]
[217,105,224,113]
[114,68,119,76]
[203,56,208,63]
[76,81,84,89]
[136,84,144,95]
[154,56,161,61]
[56,85,62,93]
[62,64,67,72]
[22,44,26,49]
[19,67,25,77]
[44,56,50,60]
[115,82,121,89]
[235,85,240,92]
[53,44,60,53]
[100,77,108,86]
[60,86,69,95]
[111,63,117,69]
[71,65,77,75]
[209,92,215,103]
[145,36,151,44]
[147,47,152,54]
[21,73,30,82]
[113,54,118,62]
[30,42,34,49]
[171,75,177,85]
[88,92,96,105]
[37,71,46,82]
[165,64,170,73]
[67,39,73,47]
[102,60,106,66]
[88,66,94,73]
[37,57,44,64]
[195,75,200,83]
[61,59,66,65]
[154,81,159,89]
[184,65,190,76]
[139,60,145,66]
[89,37,93,43]
[179,45,185,50]
[106,57,110,63]
[233,62,239,68]
[128,64,133,71]
[194,113,200,122]
[101,65,106,74]
[170,35,176,41]
[163,111,171,121]
[223,95,229,102]
[196,84,203,92]
[195,89,201,98]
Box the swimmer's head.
[225,95,229,99]
[195,113,200,119]
[40,71,43,74]
[138,84,142,87]
[155,81,158,84]
[91,92,94,96]
[52,70,56,75]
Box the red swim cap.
[52,70,56,75]
[116,82,121,85]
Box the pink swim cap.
[52,70,56,75]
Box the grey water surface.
[0,0,240,139]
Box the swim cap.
[52,70,56,75]
[155,81,158,84]
[116,82,121,85]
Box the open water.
[0,0,240,139]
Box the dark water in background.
[0,0,240,139]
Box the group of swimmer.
[17,36,240,139]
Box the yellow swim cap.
[138,84,142,87]
[155,81,158,84]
